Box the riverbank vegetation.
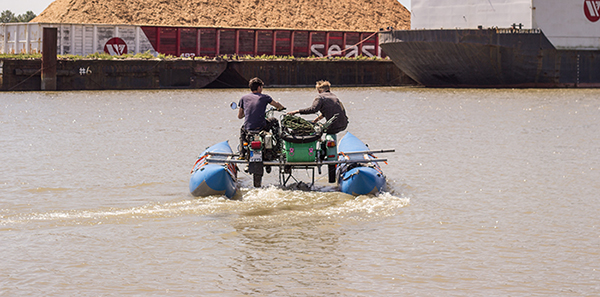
[0,52,385,61]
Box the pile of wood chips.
[32,0,409,31]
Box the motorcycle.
[230,102,341,188]
[231,102,284,187]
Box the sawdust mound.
[32,0,409,31]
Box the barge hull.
[0,59,227,91]
[0,59,414,91]
[379,29,600,88]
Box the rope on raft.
[281,115,316,136]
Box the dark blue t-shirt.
[239,92,273,130]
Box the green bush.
[0,53,42,59]
[1,51,383,61]
[1,10,36,23]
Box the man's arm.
[238,107,245,119]
[287,97,321,115]
[270,100,285,111]
[299,97,321,114]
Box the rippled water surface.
[1,87,599,296]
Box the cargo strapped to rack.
[281,115,322,143]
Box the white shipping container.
[410,0,600,50]
[533,0,600,50]
[411,0,532,30]
[0,23,42,54]
[1,23,157,55]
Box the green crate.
[284,140,317,162]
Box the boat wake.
[1,186,409,229]
[234,185,410,221]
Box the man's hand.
[287,110,299,115]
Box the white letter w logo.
[586,0,600,17]
[106,44,126,55]
[585,0,600,22]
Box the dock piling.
[41,28,57,91]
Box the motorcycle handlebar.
[232,101,286,112]
[267,107,286,113]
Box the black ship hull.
[379,29,600,88]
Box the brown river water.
[1,87,599,296]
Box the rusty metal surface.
[41,28,58,91]
[142,26,382,59]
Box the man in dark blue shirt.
[238,77,285,158]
